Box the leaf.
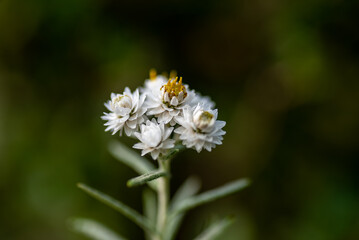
[108,140,155,173]
[170,176,201,209]
[158,144,186,161]
[127,170,168,188]
[108,140,157,190]
[164,176,201,240]
[142,189,157,240]
[170,178,250,216]
[193,216,235,240]
[69,217,127,240]
[77,183,156,234]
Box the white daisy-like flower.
[145,76,195,125]
[133,119,175,160]
[102,87,147,136]
[174,104,226,152]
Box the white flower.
[175,104,226,152]
[102,87,147,136]
[133,119,175,160]
[145,76,195,125]
[142,69,167,95]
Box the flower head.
[175,104,226,152]
[161,77,187,102]
[133,119,175,160]
[102,87,147,136]
[102,69,226,156]
[145,76,194,125]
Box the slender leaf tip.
[170,178,251,216]
[127,170,168,188]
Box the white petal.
[162,139,175,149]
[174,127,185,134]
[158,112,172,124]
[142,148,153,156]
[104,101,112,111]
[147,107,164,115]
[124,125,133,136]
[151,150,160,160]
[163,127,173,140]
[126,120,137,129]
[170,97,179,106]
[134,132,143,142]
[203,143,213,152]
[133,142,145,149]
[169,110,180,117]
[164,92,170,102]
[124,87,131,95]
[195,142,204,153]
[115,107,131,116]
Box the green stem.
[155,158,170,239]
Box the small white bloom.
[175,104,226,153]
[142,69,167,95]
[102,87,147,136]
[133,119,175,160]
[145,76,195,125]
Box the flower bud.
[193,110,215,131]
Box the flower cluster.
[102,70,226,160]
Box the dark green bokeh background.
[1,0,359,239]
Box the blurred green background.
[1,0,359,239]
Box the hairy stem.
[155,158,170,239]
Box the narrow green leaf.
[142,189,157,240]
[159,144,185,161]
[127,170,167,188]
[108,140,157,190]
[78,183,156,234]
[164,176,201,240]
[170,178,250,216]
[170,176,201,209]
[69,217,127,240]
[193,217,235,240]
[108,140,155,173]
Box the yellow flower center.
[113,95,132,109]
[161,77,187,99]
[194,110,215,131]
[199,111,214,122]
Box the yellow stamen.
[113,95,124,104]
[200,111,214,121]
[149,68,157,81]
[161,76,187,99]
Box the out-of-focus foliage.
[0,0,358,239]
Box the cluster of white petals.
[102,70,226,160]
[133,119,175,160]
[146,77,195,125]
[102,87,146,136]
[175,104,226,152]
